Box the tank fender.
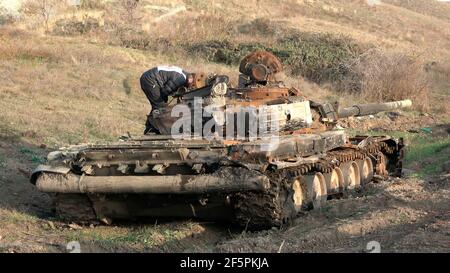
[30,164,71,185]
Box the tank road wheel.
[357,157,374,185]
[55,194,98,224]
[375,152,388,177]
[304,172,327,209]
[291,178,307,212]
[341,161,361,191]
[323,167,344,196]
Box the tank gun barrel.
[337,99,412,118]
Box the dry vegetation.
[0,0,449,253]
[0,0,448,145]
[339,48,430,111]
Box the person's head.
[186,73,195,88]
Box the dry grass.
[0,27,147,146]
[0,0,449,148]
[340,49,430,111]
[383,0,450,23]
[0,25,237,147]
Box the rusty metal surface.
[231,87,289,101]
[239,51,283,83]
[36,167,270,194]
[192,72,207,89]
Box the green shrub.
[187,40,270,65]
[0,154,6,168]
[237,18,279,36]
[273,33,363,82]
[186,31,363,85]
[187,40,237,65]
[110,26,154,50]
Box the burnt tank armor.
[30,51,412,229]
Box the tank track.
[55,193,98,224]
[232,169,296,229]
[230,139,401,229]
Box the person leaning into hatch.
[140,65,195,134]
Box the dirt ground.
[0,118,448,253]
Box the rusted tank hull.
[31,133,404,229]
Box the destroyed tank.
[30,51,412,229]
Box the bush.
[186,31,363,84]
[80,0,106,10]
[274,33,364,83]
[237,18,279,36]
[116,27,153,50]
[53,17,100,36]
[339,49,429,111]
[187,40,267,65]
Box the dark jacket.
[140,66,187,97]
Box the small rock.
[387,111,400,121]
[68,223,83,230]
[100,217,112,225]
[47,221,56,230]
[40,143,47,149]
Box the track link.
[232,169,296,229]
[55,193,98,224]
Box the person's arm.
[160,71,186,97]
